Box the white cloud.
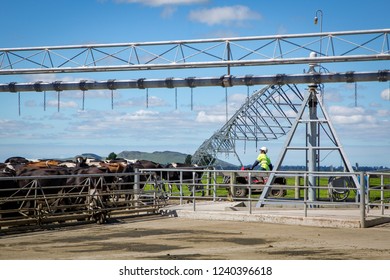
[331,114,376,125]
[381,88,390,101]
[115,0,207,6]
[114,95,166,107]
[228,93,247,105]
[189,5,261,26]
[276,25,288,35]
[114,100,134,107]
[121,109,160,120]
[328,105,377,125]
[161,6,177,18]
[25,74,58,83]
[47,100,78,108]
[115,0,208,18]
[377,109,390,117]
[196,111,225,123]
[329,106,364,117]
[25,74,92,84]
[25,100,38,107]
[205,30,239,38]
[0,119,53,139]
[328,106,385,130]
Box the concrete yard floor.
[0,213,389,260]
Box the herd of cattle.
[0,156,203,222]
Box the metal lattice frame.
[256,84,361,207]
[191,84,304,166]
[0,29,389,75]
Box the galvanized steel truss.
[0,29,389,75]
[191,84,304,166]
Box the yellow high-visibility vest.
[256,153,271,170]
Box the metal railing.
[366,172,390,215]
[1,168,388,229]
[0,170,166,229]
[144,168,389,226]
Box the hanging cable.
[57,91,60,112]
[43,91,46,111]
[53,81,62,112]
[110,89,114,110]
[191,87,193,111]
[107,79,115,110]
[146,88,149,108]
[354,82,358,107]
[18,92,21,116]
[175,88,178,110]
[82,91,85,110]
[79,80,87,111]
[186,77,195,111]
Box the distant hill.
[117,151,189,165]
[80,153,103,161]
[117,150,237,169]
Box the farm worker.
[250,146,273,171]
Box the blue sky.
[0,0,389,167]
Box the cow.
[98,159,137,203]
[4,156,29,166]
[25,159,62,169]
[4,156,29,172]
[129,159,164,189]
[0,163,19,218]
[161,162,205,196]
[4,157,61,170]
[116,159,168,203]
[12,166,70,219]
[64,164,114,223]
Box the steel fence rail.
[143,168,390,225]
[1,168,389,230]
[0,170,166,229]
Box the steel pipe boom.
[0,71,388,93]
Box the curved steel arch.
[191,84,304,166]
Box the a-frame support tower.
[256,83,361,207]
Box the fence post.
[248,171,252,214]
[229,171,236,201]
[205,170,211,196]
[134,168,140,207]
[213,171,217,202]
[380,174,385,215]
[359,171,366,228]
[295,175,300,199]
[303,173,308,217]
[192,171,196,212]
[179,171,183,205]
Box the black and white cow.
[161,163,204,195]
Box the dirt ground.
[0,214,389,260]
